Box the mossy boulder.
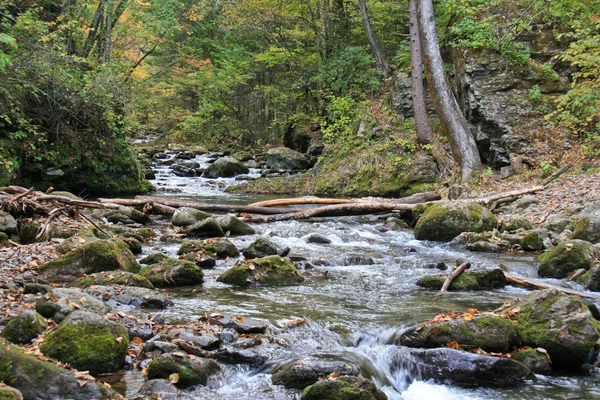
[521,230,545,251]
[414,202,497,242]
[537,240,595,278]
[185,217,225,238]
[202,157,249,178]
[36,288,111,322]
[140,258,204,287]
[178,238,239,259]
[242,237,287,259]
[215,215,256,235]
[76,271,154,289]
[509,288,600,368]
[140,252,169,265]
[40,311,129,375]
[39,238,141,284]
[217,256,304,286]
[0,386,22,400]
[397,315,518,353]
[146,354,221,388]
[92,206,150,225]
[138,227,157,240]
[417,269,507,291]
[1,311,47,344]
[512,348,552,375]
[0,231,8,243]
[578,264,600,291]
[266,147,311,171]
[272,356,360,390]
[572,212,600,243]
[0,338,114,399]
[172,207,212,227]
[499,215,533,232]
[302,376,387,400]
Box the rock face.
[414,202,497,242]
[172,207,212,227]
[302,376,387,400]
[217,256,304,286]
[537,240,595,278]
[417,269,507,291]
[272,356,360,390]
[40,311,129,375]
[0,338,114,400]
[36,288,111,322]
[203,157,249,178]
[146,354,221,388]
[140,259,204,287]
[572,212,600,243]
[39,238,141,284]
[266,147,311,171]
[1,310,47,344]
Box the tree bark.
[436,262,470,295]
[81,0,105,58]
[104,0,113,62]
[358,0,389,77]
[418,0,482,184]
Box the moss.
[138,228,157,239]
[521,231,544,251]
[1,311,47,344]
[538,240,593,278]
[0,389,21,400]
[147,355,220,388]
[140,259,203,287]
[217,256,304,286]
[302,376,386,400]
[178,240,204,255]
[76,271,154,289]
[0,232,8,243]
[416,269,505,291]
[0,358,15,385]
[139,252,168,265]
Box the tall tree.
[418,0,482,183]
[358,0,389,77]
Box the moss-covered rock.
[217,256,304,286]
[138,227,157,240]
[92,206,150,225]
[537,240,594,278]
[146,354,221,388]
[171,207,212,227]
[0,386,22,400]
[178,238,240,259]
[185,217,225,238]
[0,231,8,243]
[140,258,204,287]
[76,271,154,289]
[215,215,256,235]
[40,311,129,375]
[140,252,169,265]
[397,315,518,353]
[1,311,47,344]
[521,231,545,251]
[120,236,143,255]
[0,338,114,399]
[572,213,600,243]
[512,348,552,375]
[414,201,498,242]
[272,356,360,390]
[499,215,533,232]
[36,288,111,322]
[417,269,506,291]
[302,376,387,400]
[39,238,141,284]
[509,289,600,368]
[242,237,286,259]
[579,264,600,291]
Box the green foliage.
[321,95,366,146]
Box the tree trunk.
[104,0,113,62]
[358,0,389,77]
[418,0,482,184]
[81,0,105,58]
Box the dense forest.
[0,0,599,194]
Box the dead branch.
[10,187,35,202]
[248,191,441,208]
[542,164,572,186]
[504,273,600,300]
[436,262,470,296]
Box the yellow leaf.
[115,337,123,344]
[168,373,180,384]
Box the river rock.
[36,288,111,322]
[272,356,361,390]
[140,252,169,265]
[0,386,22,400]
[212,348,267,367]
[1,310,47,344]
[578,264,600,291]
[417,269,507,291]
[146,354,221,388]
[181,252,217,269]
[185,217,225,237]
[217,256,304,286]
[537,239,595,278]
[203,157,249,178]
[92,206,150,225]
[76,271,154,289]
[414,202,498,242]
[499,215,533,232]
[202,314,268,334]
[40,311,129,375]
[266,147,310,171]
[302,376,387,400]
[305,233,332,244]
[0,211,17,234]
[242,237,289,259]
[509,288,600,368]
[521,230,546,251]
[339,255,374,265]
[512,348,552,375]
[140,258,204,287]
[137,379,178,400]
[572,211,600,243]
[514,195,539,210]
[172,207,212,227]
[215,215,256,235]
[178,238,239,258]
[0,338,114,399]
[39,238,141,284]
[84,285,173,309]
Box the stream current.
[122,152,600,399]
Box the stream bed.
[120,152,600,399]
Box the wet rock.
[203,157,249,178]
[499,215,533,232]
[537,239,595,278]
[36,288,111,322]
[272,356,361,390]
[215,215,256,235]
[140,252,169,265]
[39,238,141,284]
[414,202,497,242]
[217,256,304,286]
[512,348,552,375]
[242,237,288,259]
[416,269,507,291]
[0,338,114,399]
[146,354,221,388]
[92,206,150,225]
[383,217,409,230]
[84,285,172,309]
[140,258,203,287]
[77,271,154,289]
[212,348,267,367]
[302,376,387,400]
[339,255,375,266]
[178,238,239,259]
[509,288,600,368]
[160,328,222,350]
[465,240,510,253]
[185,217,225,238]
[572,211,600,243]
[0,212,18,234]
[202,314,268,334]
[120,236,143,255]
[1,310,47,344]
[40,311,129,375]
[578,264,600,291]
[397,315,517,353]
[521,230,546,251]
[181,252,217,269]
[137,379,178,400]
[172,207,212,227]
[266,147,310,171]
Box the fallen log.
[436,262,470,296]
[142,201,177,217]
[248,191,441,208]
[504,273,600,301]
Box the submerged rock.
[146,354,221,388]
[1,310,47,344]
[417,269,507,291]
[272,356,360,390]
[242,237,289,259]
[217,256,304,286]
[302,376,387,400]
[537,240,595,278]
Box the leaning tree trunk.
[408,0,453,173]
[358,0,389,78]
[418,0,482,184]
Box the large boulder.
[414,202,498,242]
[76,271,154,289]
[537,240,595,278]
[272,355,360,390]
[0,211,17,234]
[137,379,178,400]
[242,237,288,259]
[146,354,221,388]
[202,157,249,178]
[172,207,212,227]
[178,238,240,259]
[0,338,114,399]
[508,289,600,368]
[39,238,141,284]
[417,269,507,291]
[36,288,111,322]
[1,310,47,344]
[92,206,150,225]
[217,256,304,286]
[40,311,129,375]
[302,376,387,400]
[185,217,225,238]
[572,212,600,243]
[215,215,256,235]
[266,147,310,171]
[140,258,204,287]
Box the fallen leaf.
[168,373,179,383]
[115,337,123,344]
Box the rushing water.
[121,152,600,399]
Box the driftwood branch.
[248,191,441,208]
[504,273,600,301]
[542,164,571,186]
[436,262,470,296]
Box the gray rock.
[572,211,600,243]
[339,255,374,266]
[1,310,47,344]
[204,314,268,334]
[0,211,17,234]
[36,288,111,322]
[203,157,249,178]
[266,147,310,171]
[138,379,178,400]
[242,237,287,259]
[305,233,332,244]
[500,215,533,232]
[185,217,225,237]
[140,258,204,287]
[215,215,256,235]
[212,348,267,367]
[514,195,540,210]
[145,340,179,353]
[84,285,173,309]
[147,354,221,388]
[272,355,360,389]
[172,207,212,227]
